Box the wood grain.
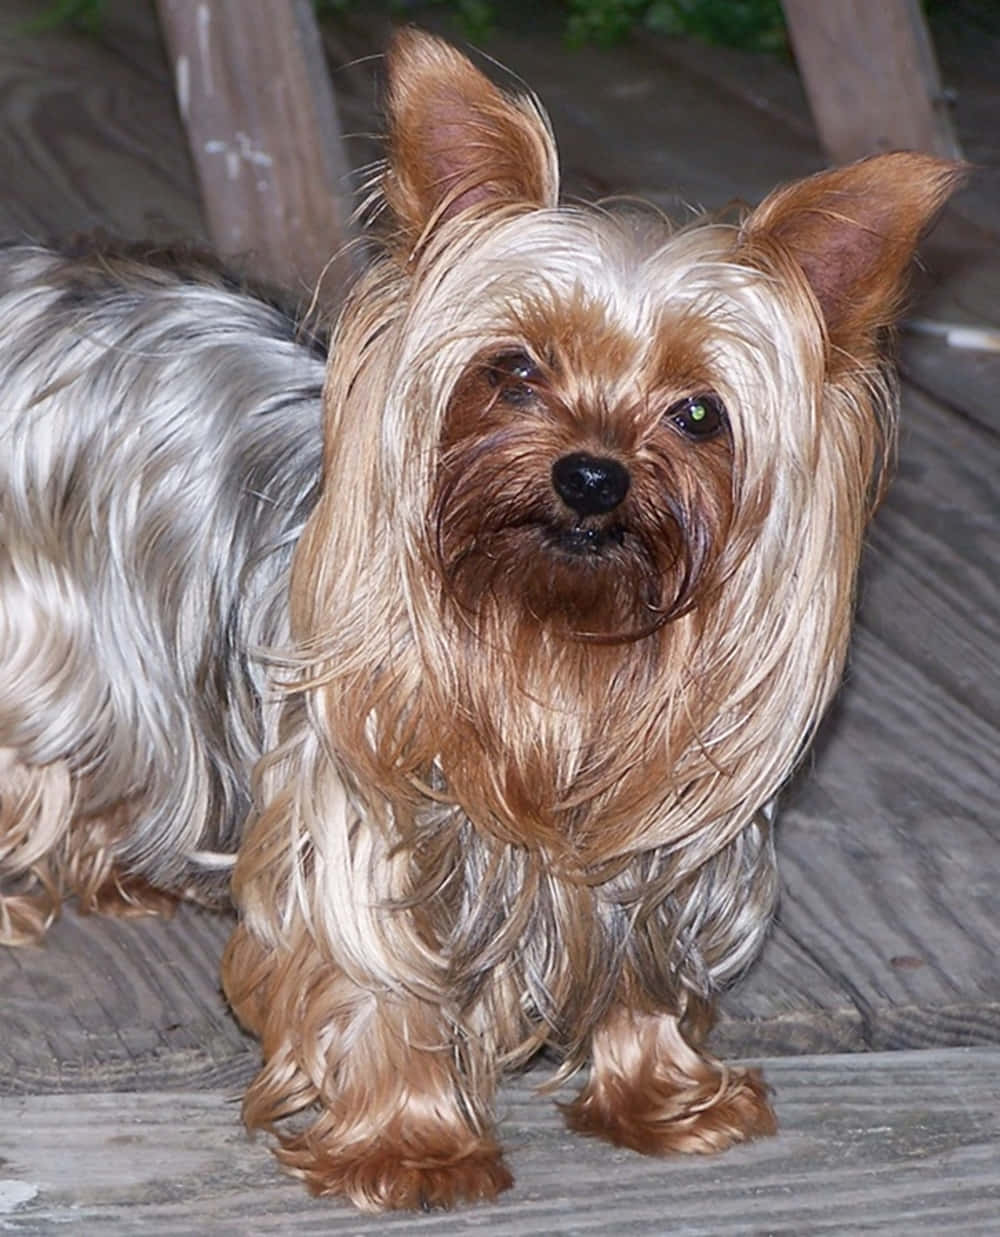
[155,0,355,302]
[0,1049,997,1235]
[0,906,254,1094]
[0,0,204,245]
[901,332,1000,438]
[719,377,1000,1053]
[781,0,961,162]
[451,21,826,213]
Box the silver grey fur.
[0,245,325,901]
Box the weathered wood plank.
[900,329,1000,440]
[781,0,961,162]
[0,1049,997,1235]
[0,0,204,245]
[155,0,355,301]
[0,906,254,1094]
[454,21,826,212]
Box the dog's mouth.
[435,506,700,641]
[544,522,627,557]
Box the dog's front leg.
[563,1004,776,1155]
[223,920,511,1212]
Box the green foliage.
[21,0,105,35]
[396,0,496,42]
[566,0,787,51]
[24,0,495,42]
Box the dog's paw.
[79,873,181,919]
[276,1132,513,1211]
[564,1061,776,1156]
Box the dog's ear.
[382,28,559,251]
[740,152,966,364]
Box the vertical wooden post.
[155,0,356,303]
[781,0,961,164]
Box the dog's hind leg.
[0,758,182,945]
[58,800,182,923]
[0,543,92,943]
[0,760,187,946]
[0,752,74,944]
[0,549,179,944]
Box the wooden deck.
[0,2,997,1232]
[5,1050,1000,1235]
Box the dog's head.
[340,29,958,650]
[295,29,961,859]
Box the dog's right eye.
[485,351,542,404]
[487,351,540,383]
[667,393,728,440]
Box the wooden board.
[451,21,827,212]
[0,1049,997,1235]
[0,0,204,245]
[718,376,1000,1053]
[901,334,1000,440]
[0,907,253,1095]
[155,0,356,301]
[781,0,961,163]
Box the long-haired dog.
[0,28,963,1212]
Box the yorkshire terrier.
[0,28,962,1212]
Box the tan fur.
[0,757,181,935]
[563,1006,777,1154]
[0,28,963,1213]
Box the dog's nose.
[551,453,630,516]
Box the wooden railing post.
[781,0,961,164]
[155,0,356,304]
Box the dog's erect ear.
[382,28,559,250]
[740,152,966,364]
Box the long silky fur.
[0,245,325,933]
[229,208,890,1106]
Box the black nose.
[551,453,630,516]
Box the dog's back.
[0,244,325,920]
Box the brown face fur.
[434,301,734,642]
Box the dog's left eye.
[485,351,543,404]
[667,393,727,440]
